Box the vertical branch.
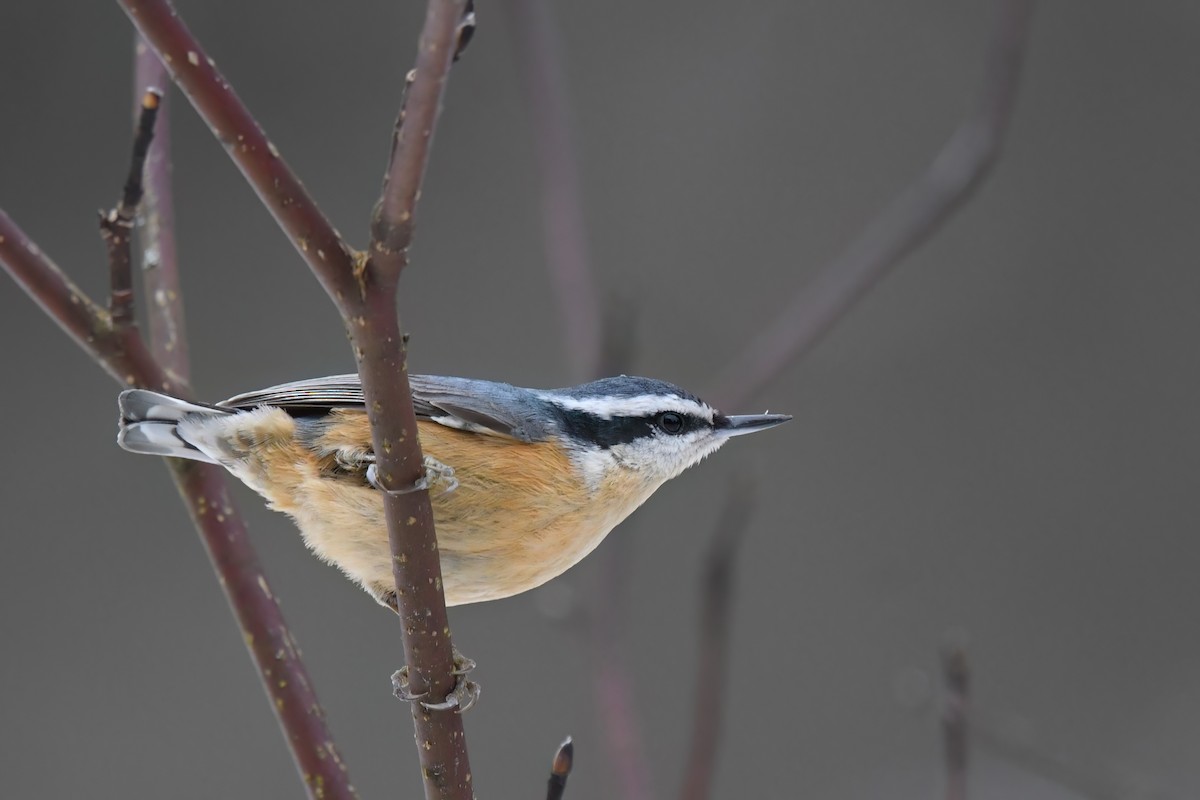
[102,89,160,331]
[359,4,476,799]
[709,0,1036,410]
[942,646,970,800]
[135,36,189,376]
[678,483,755,800]
[503,0,601,381]
[119,1,475,797]
[119,66,358,799]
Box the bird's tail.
[117,389,230,463]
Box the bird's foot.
[366,456,458,497]
[391,647,480,713]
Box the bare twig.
[117,0,354,304]
[942,646,970,800]
[124,68,356,800]
[678,482,755,800]
[0,211,176,393]
[0,96,357,796]
[545,736,575,800]
[709,0,1035,410]
[120,2,475,797]
[102,89,160,330]
[134,37,189,375]
[503,0,601,380]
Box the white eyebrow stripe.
[540,393,715,421]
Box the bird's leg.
[391,647,480,713]
[366,455,458,497]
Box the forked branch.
[120,2,476,798]
[0,75,357,799]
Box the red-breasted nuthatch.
[117,374,790,608]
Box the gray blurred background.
[2,1,1198,798]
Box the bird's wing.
[218,374,550,442]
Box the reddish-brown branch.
[678,483,755,800]
[102,89,160,331]
[119,67,357,799]
[369,0,467,259]
[167,459,357,798]
[0,210,177,394]
[709,0,1035,410]
[122,2,474,797]
[0,212,359,799]
[117,0,357,306]
[942,646,970,800]
[503,0,601,380]
[359,3,475,798]
[135,37,189,376]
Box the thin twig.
[503,0,601,381]
[135,36,189,375]
[545,736,574,800]
[678,482,755,800]
[3,74,359,797]
[121,2,475,797]
[942,646,970,800]
[118,0,355,305]
[0,210,176,393]
[101,89,160,330]
[120,64,357,799]
[709,0,1036,410]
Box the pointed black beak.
[714,413,792,438]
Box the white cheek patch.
[604,430,729,483]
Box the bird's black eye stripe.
[556,408,706,448]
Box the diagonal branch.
[121,2,475,798]
[0,210,176,394]
[709,0,1036,410]
[117,0,358,305]
[123,70,357,800]
[135,37,189,376]
[1,73,359,799]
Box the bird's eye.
[657,412,684,434]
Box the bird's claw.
[367,456,458,497]
[391,648,480,713]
